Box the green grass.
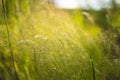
[0,2,120,80]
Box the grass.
[1,0,19,79]
[0,2,120,80]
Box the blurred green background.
[0,0,120,80]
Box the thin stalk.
[33,48,40,80]
[90,56,96,80]
[33,48,38,72]
[30,26,39,79]
[2,0,18,79]
[19,26,39,79]
[0,62,12,80]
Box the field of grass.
[0,1,120,80]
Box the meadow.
[0,0,120,80]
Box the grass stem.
[2,0,18,79]
[90,56,96,80]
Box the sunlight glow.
[54,0,80,9]
[54,0,114,10]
